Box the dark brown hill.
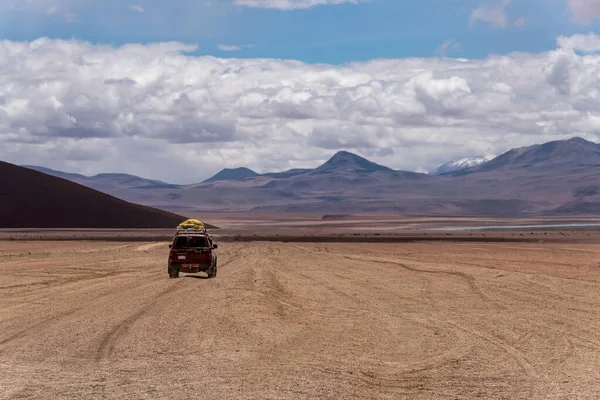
[0,161,188,228]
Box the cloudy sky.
[2,0,600,183]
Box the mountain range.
[21,137,600,216]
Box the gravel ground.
[2,239,600,399]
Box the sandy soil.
[2,239,600,399]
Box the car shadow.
[183,274,210,280]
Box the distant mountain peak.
[430,156,492,176]
[95,173,139,178]
[204,167,258,183]
[529,136,599,159]
[567,136,592,144]
[332,150,355,157]
[543,136,597,148]
[559,136,598,150]
[315,151,392,173]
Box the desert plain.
[2,216,600,399]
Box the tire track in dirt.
[0,256,153,298]
[0,276,117,344]
[340,252,498,306]
[447,320,539,380]
[0,245,167,354]
[134,242,167,252]
[289,243,493,304]
[0,275,164,352]
[0,307,83,348]
[237,241,595,398]
[94,247,242,361]
[0,245,137,268]
[326,251,550,393]
[94,282,181,361]
[441,318,561,399]
[0,269,129,293]
[260,245,478,382]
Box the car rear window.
[189,236,208,248]
[173,236,188,249]
[173,236,208,249]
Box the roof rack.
[176,226,207,234]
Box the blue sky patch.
[0,0,598,63]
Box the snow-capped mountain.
[430,156,492,176]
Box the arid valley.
[5,2,600,398]
[2,218,600,399]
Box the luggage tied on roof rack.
[177,219,206,232]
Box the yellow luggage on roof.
[177,219,205,230]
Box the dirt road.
[2,240,600,399]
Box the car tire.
[208,263,216,279]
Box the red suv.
[168,233,218,279]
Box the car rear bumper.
[169,262,211,273]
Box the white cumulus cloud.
[1,36,600,183]
[470,0,511,28]
[568,0,600,24]
[218,44,242,51]
[557,32,600,52]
